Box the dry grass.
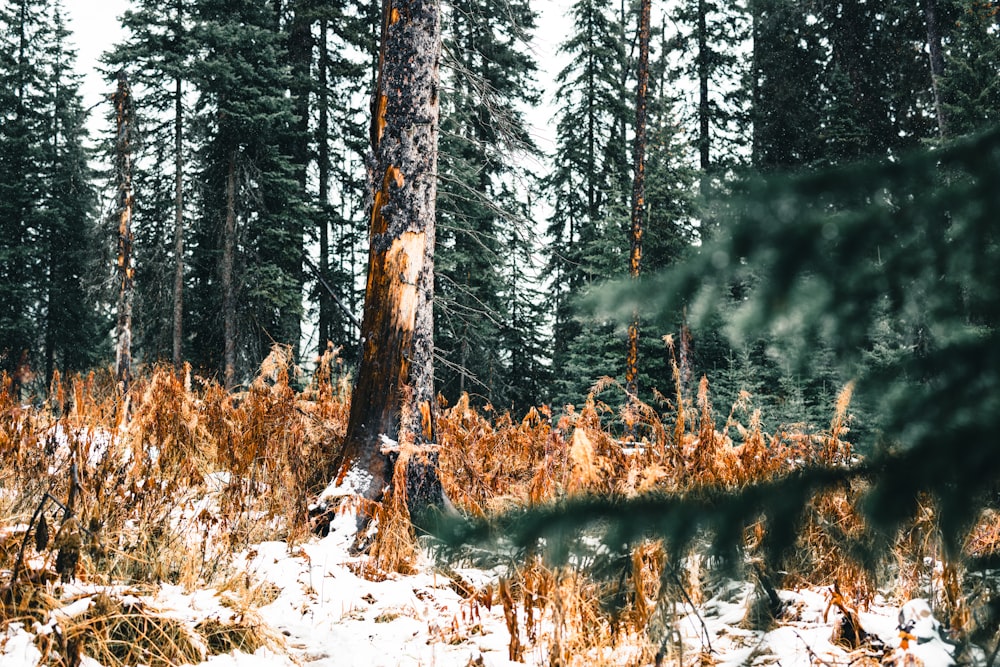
[3,351,1000,664]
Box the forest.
[2,0,1000,665]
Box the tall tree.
[328,0,444,512]
[625,0,651,400]
[113,71,135,393]
[939,0,1000,138]
[748,0,824,169]
[0,0,47,386]
[544,0,630,406]
[105,0,196,368]
[0,0,105,389]
[38,2,105,386]
[187,0,302,387]
[434,0,540,408]
[669,0,747,172]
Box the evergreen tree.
[0,0,49,385]
[748,0,824,169]
[668,0,748,172]
[816,0,934,162]
[544,0,631,407]
[0,0,105,388]
[311,2,370,354]
[187,0,302,386]
[939,0,1000,138]
[435,0,541,409]
[38,2,106,385]
[105,0,197,367]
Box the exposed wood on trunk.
[172,74,184,370]
[626,0,651,400]
[331,0,443,513]
[922,0,949,139]
[222,152,237,390]
[114,71,135,398]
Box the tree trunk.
[626,0,651,400]
[697,0,710,171]
[329,0,442,513]
[222,152,237,390]
[172,75,184,370]
[922,0,949,139]
[318,15,332,353]
[114,71,135,397]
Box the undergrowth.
[2,347,998,665]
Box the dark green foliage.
[938,0,1000,138]
[438,128,1000,563]
[0,0,106,387]
[104,0,197,364]
[582,127,1000,549]
[434,0,544,411]
[186,0,303,382]
[543,0,632,407]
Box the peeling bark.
[114,71,135,397]
[222,152,237,390]
[626,0,651,400]
[331,0,443,513]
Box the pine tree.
[187,0,302,387]
[545,0,631,407]
[311,2,371,354]
[435,0,541,408]
[105,0,197,368]
[0,0,105,389]
[37,2,106,385]
[668,0,748,172]
[939,0,1000,138]
[0,0,48,386]
[816,0,934,162]
[328,0,444,514]
[748,0,824,169]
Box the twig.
[668,567,714,654]
[792,629,838,667]
[10,489,54,586]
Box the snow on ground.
[1,506,979,667]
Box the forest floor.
[2,358,998,667]
[2,500,993,667]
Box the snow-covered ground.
[2,503,983,667]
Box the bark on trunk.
[172,75,184,370]
[318,16,332,352]
[331,0,442,513]
[922,0,949,139]
[114,71,135,397]
[626,0,651,400]
[697,0,710,171]
[222,153,237,390]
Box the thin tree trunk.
[114,71,135,397]
[318,16,331,352]
[922,0,949,139]
[697,0,710,171]
[330,0,442,512]
[172,75,184,370]
[626,0,651,401]
[287,0,312,360]
[222,152,237,390]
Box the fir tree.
[105,0,197,367]
[187,0,302,386]
[544,0,631,407]
[434,0,542,409]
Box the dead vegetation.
[2,348,999,666]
